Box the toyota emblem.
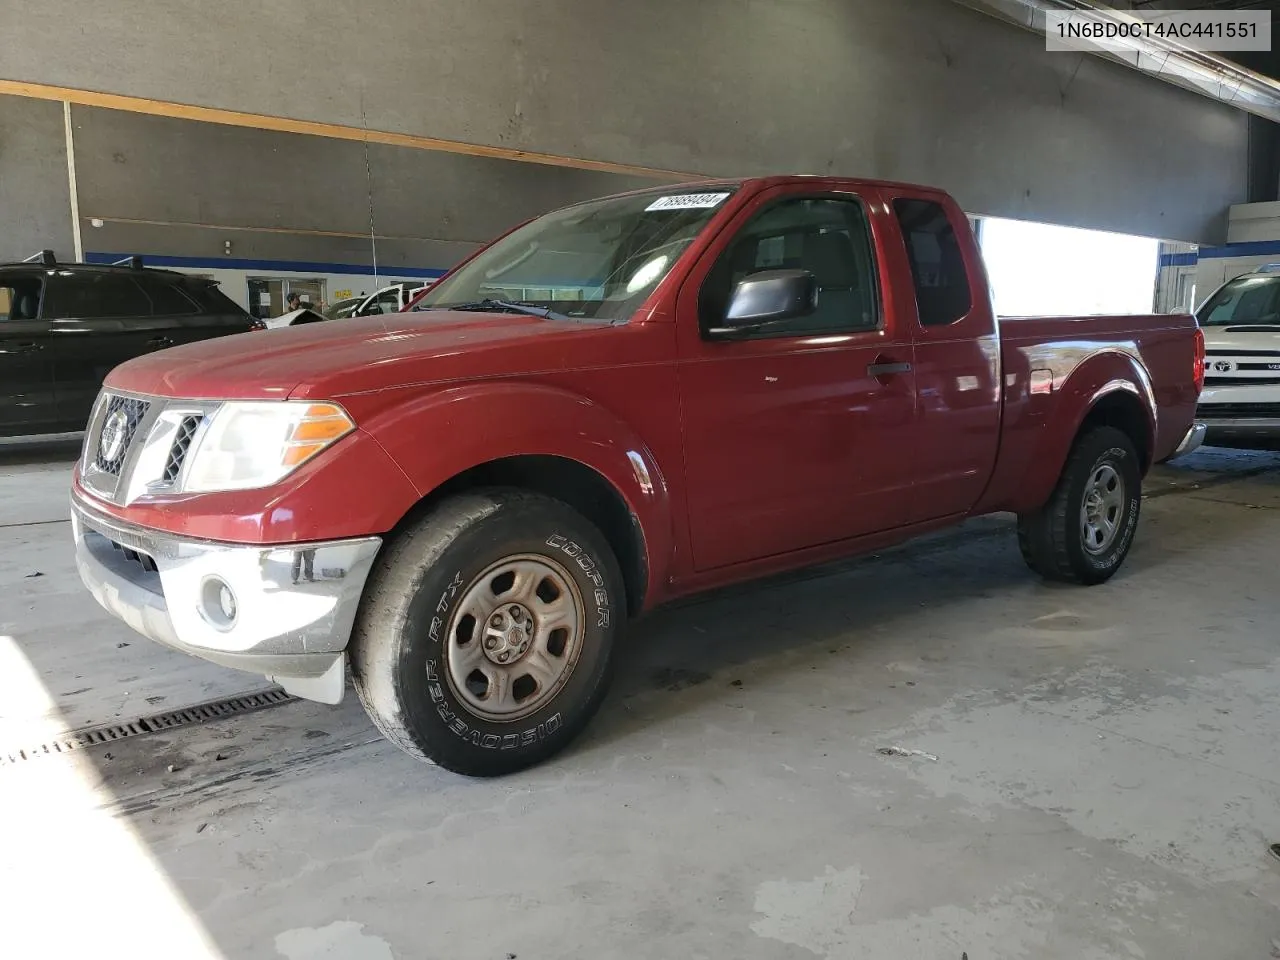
[1213,360,1233,373]
[99,409,129,462]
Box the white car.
[261,307,327,330]
[347,282,434,317]
[261,282,436,330]
[1196,265,1280,446]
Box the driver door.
[675,186,918,571]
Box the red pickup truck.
[72,176,1205,776]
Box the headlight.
[183,401,355,493]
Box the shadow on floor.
[0,439,82,467]
[589,464,1276,751]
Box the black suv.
[0,252,263,439]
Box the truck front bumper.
[72,494,381,704]
[1199,417,1280,443]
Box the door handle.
[867,360,911,377]
[8,341,43,354]
[146,336,175,349]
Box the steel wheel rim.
[1080,463,1125,555]
[443,553,585,722]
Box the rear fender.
[362,382,672,600]
[1012,351,1156,512]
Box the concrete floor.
[3,444,1280,959]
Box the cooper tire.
[1017,425,1142,585]
[349,489,623,776]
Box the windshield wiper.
[426,299,569,321]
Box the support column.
[63,100,84,261]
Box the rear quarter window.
[893,198,972,327]
[139,276,199,316]
[180,281,247,316]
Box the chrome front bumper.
[72,495,381,704]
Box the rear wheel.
[1017,425,1142,585]
[349,490,623,776]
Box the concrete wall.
[0,89,664,306]
[0,97,75,262]
[69,104,663,276]
[1225,201,1280,244]
[0,0,1250,242]
[27,101,660,308]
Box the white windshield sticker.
[645,192,731,212]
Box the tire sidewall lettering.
[427,570,464,644]
[417,526,608,750]
[425,652,564,751]
[546,534,611,628]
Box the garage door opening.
[979,216,1160,317]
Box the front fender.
[361,381,673,599]
[1011,350,1156,512]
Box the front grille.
[1204,376,1280,387]
[93,395,151,475]
[162,415,203,484]
[107,536,158,574]
[1197,402,1280,419]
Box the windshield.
[412,188,739,322]
[323,297,363,320]
[1198,275,1280,327]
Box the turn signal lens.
[282,404,355,468]
[289,405,355,442]
[282,443,328,467]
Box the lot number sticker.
[645,192,731,211]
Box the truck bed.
[978,312,1201,514]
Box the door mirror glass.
[712,269,818,335]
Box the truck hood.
[106,311,615,401]
[1202,326,1280,353]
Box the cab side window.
[893,198,972,326]
[45,275,152,319]
[699,197,879,338]
[0,278,42,321]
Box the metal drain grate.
[1,688,296,766]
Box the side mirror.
[708,269,818,338]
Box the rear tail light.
[1193,326,1205,395]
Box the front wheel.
[349,490,623,776]
[1017,425,1142,585]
